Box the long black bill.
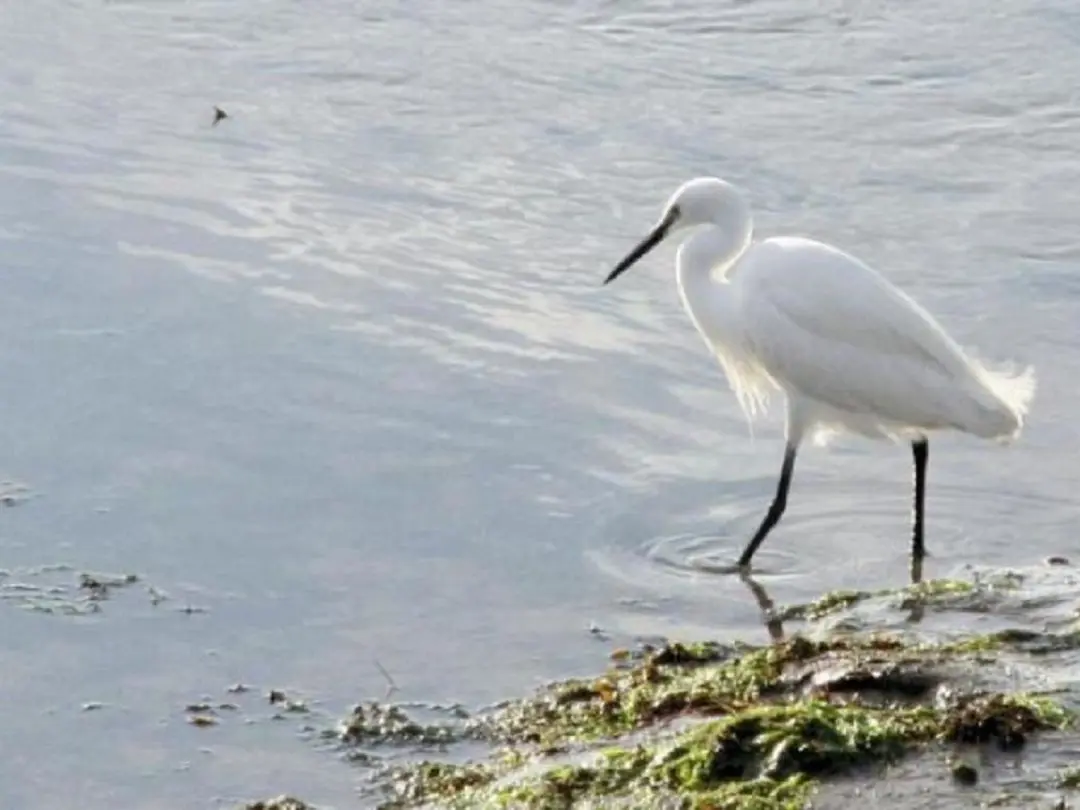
[603,209,676,285]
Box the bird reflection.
[906,552,926,625]
[910,553,924,587]
[737,553,927,642]
[737,572,786,644]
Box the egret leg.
[911,439,928,560]
[737,443,797,569]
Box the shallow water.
[2,0,1079,807]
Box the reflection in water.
[907,554,926,625]
[739,552,927,644]
[739,573,786,644]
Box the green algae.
[648,640,732,666]
[1060,765,1080,789]
[476,635,923,746]
[377,692,1066,809]
[245,573,1080,810]
[492,762,814,809]
[777,589,870,621]
[938,627,1080,656]
[380,761,500,808]
[370,631,1072,809]
[777,578,977,622]
[339,702,463,746]
[937,692,1070,746]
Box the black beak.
[604,209,677,285]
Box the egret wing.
[739,237,976,426]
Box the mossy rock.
[367,630,1073,809]
[244,573,1080,810]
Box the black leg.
[912,438,928,561]
[737,443,797,569]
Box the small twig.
[373,658,398,701]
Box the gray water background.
[2,0,1079,807]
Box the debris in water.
[339,702,461,746]
[1,566,149,615]
[0,481,31,507]
[277,699,310,715]
[212,105,229,126]
[79,571,139,601]
[242,797,313,810]
[950,758,979,785]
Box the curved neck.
[676,201,753,285]
[675,219,753,344]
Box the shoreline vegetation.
[244,571,1080,809]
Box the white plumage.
[604,176,1034,570]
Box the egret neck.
[675,217,752,351]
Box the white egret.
[604,177,1035,570]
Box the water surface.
[2,0,1079,807]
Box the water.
[2,0,1079,807]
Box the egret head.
[604,177,745,285]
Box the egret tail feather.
[969,361,1035,442]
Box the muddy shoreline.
[241,571,1080,809]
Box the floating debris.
[1,566,145,615]
[212,105,229,126]
[587,620,609,641]
[949,758,979,785]
[339,703,461,747]
[0,480,31,507]
[242,798,313,810]
[271,698,310,717]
